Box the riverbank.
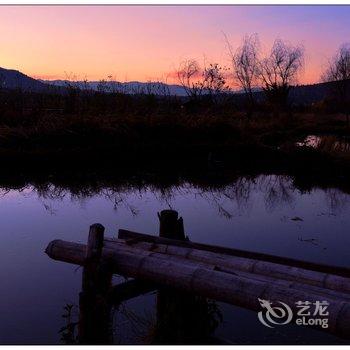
[0,112,350,187]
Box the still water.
[0,174,349,344]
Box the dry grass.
[0,88,350,178]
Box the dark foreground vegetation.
[0,94,350,197]
[0,82,350,188]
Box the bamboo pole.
[104,238,350,296]
[118,229,350,278]
[103,239,350,302]
[55,237,350,302]
[45,239,350,339]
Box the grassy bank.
[0,110,347,154]
[0,108,349,193]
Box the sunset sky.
[0,5,349,84]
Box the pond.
[0,174,349,344]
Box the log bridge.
[46,210,350,343]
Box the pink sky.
[0,5,349,84]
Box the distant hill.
[234,81,337,106]
[0,67,51,92]
[42,79,188,96]
[289,81,335,105]
[44,79,339,104]
[0,66,346,105]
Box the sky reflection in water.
[0,175,349,344]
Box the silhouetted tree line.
[178,35,350,120]
[178,35,305,116]
[322,44,350,124]
[0,34,349,122]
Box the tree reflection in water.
[0,174,349,218]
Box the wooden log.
[118,229,350,278]
[221,267,350,302]
[48,238,349,302]
[103,239,350,302]
[49,237,350,301]
[113,246,350,301]
[45,239,350,339]
[105,238,350,296]
[105,240,350,343]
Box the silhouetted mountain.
[234,81,341,106]
[42,79,188,96]
[0,67,51,92]
[289,81,336,105]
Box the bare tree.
[230,34,260,115]
[177,59,230,104]
[202,63,229,104]
[177,59,204,100]
[258,39,304,110]
[322,44,350,124]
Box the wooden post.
[158,209,185,240]
[78,223,112,344]
[155,210,219,344]
[82,223,104,292]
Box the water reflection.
[297,135,350,154]
[0,173,350,344]
[59,256,223,344]
[8,175,349,219]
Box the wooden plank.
[118,229,350,278]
